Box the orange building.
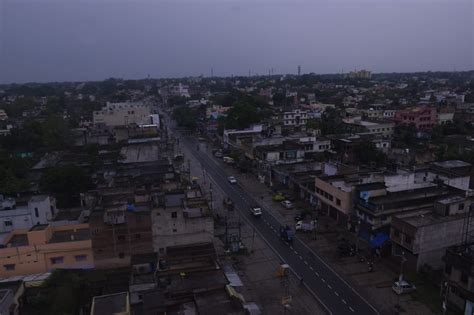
[0,223,93,277]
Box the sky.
[0,0,473,83]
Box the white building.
[93,102,152,127]
[283,109,308,127]
[0,195,57,243]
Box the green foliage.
[41,115,72,150]
[0,152,33,195]
[353,141,388,166]
[223,96,271,130]
[0,97,36,118]
[393,123,417,147]
[40,165,92,207]
[168,95,188,107]
[172,106,197,130]
[318,108,346,135]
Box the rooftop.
[92,292,129,315]
[29,224,48,232]
[433,160,471,169]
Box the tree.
[41,115,72,150]
[393,123,417,147]
[318,108,346,135]
[40,165,93,207]
[172,106,197,130]
[353,141,388,166]
[223,97,271,130]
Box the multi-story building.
[0,195,57,243]
[390,196,471,271]
[151,187,213,254]
[93,102,152,127]
[343,117,395,137]
[0,223,93,277]
[442,243,474,314]
[254,141,306,165]
[355,185,461,241]
[394,106,437,130]
[282,109,308,128]
[88,188,154,268]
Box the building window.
[394,229,400,237]
[460,272,468,284]
[50,257,64,265]
[4,264,15,271]
[458,203,464,210]
[118,235,126,241]
[34,208,39,218]
[118,252,125,259]
[336,199,341,206]
[4,221,12,227]
[172,228,177,232]
[156,212,161,216]
[171,212,177,218]
[75,255,87,262]
[50,205,55,216]
[405,236,412,244]
[135,233,141,239]
[444,264,452,275]
[159,248,165,254]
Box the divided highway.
[169,123,379,315]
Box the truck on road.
[295,220,317,232]
[279,225,294,242]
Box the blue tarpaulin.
[370,233,389,248]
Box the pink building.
[394,106,437,130]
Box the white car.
[228,176,237,184]
[250,206,262,217]
[392,280,416,295]
[281,200,293,209]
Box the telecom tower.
[297,65,301,76]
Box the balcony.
[103,210,126,225]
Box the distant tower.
[298,65,301,76]
[211,68,214,77]
[248,69,251,77]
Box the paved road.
[167,122,378,315]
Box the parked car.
[281,200,293,209]
[214,151,223,158]
[272,192,285,202]
[228,176,237,184]
[392,280,416,295]
[295,220,316,232]
[223,156,235,164]
[250,206,262,217]
[223,197,234,211]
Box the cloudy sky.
[0,0,472,83]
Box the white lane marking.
[298,255,303,260]
[309,266,314,271]
[342,299,347,305]
[334,291,339,297]
[327,284,332,289]
[304,260,308,265]
[349,307,355,312]
[289,246,293,250]
[294,250,298,255]
[315,272,320,277]
[321,278,326,283]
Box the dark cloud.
[1,0,472,83]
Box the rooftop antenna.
[298,65,301,76]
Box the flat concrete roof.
[92,292,128,315]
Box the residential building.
[93,101,152,127]
[88,188,154,268]
[282,109,309,128]
[0,109,8,121]
[355,185,462,241]
[0,195,57,243]
[254,141,306,165]
[151,186,213,254]
[223,124,263,149]
[0,223,93,277]
[442,243,474,314]
[343,117,395,137]
[390,196,471,271]
[394,106,437,130]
